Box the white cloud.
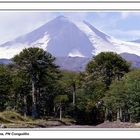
[0,12,56,44]
[121,12,140,19]
[95,12,109,18]
[0,12,89,44]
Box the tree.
[0,65,13,110]
[86,52,130,88]
[59,71,80,106]
[104,79,127,121]
[75,77,106,124]
[105,69,140,122]
[54,95,69,120]
[79,52,130,123]
[12,47,59,118]
[11,69,31,117]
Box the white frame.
[0,1,140,139]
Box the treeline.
[0,47,140,124]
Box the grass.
[0,111,30,122]
[0,110,75,128]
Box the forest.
[0,47,140,127]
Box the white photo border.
[0,1,140,139]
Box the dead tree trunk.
[72,83,76,106]
[31,75,38,118]
[23,95,27,117]
[73,91,76,106]
[59,104,62,121]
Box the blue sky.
[0,12,140,44]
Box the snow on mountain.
[0,43,28,59]
[77,21,140,56]
[1,15,140,59]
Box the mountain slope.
[0,16,93,58]
[0,59,12,65]
[77,21,140,56]
[55,57,90,71]
[1,16,140,59]
[0,57,90,71]
[120,53,140,68]
[1,53,140,71]
[131,39,140,43]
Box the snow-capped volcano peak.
[1,15,140,59]
[54,15,68,21]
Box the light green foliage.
[77,80,106,111]
[105,69,140,122]
[54,95,69,104]
[59,71,80,104]
[54,95,69,120]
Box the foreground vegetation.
[0,111,75,128]
[1,47,140,127]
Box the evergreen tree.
[0,65,13,110]
[54,95,69,120]
[12,47,60,118]
[86,52,130,88]
[105,69,140,122]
